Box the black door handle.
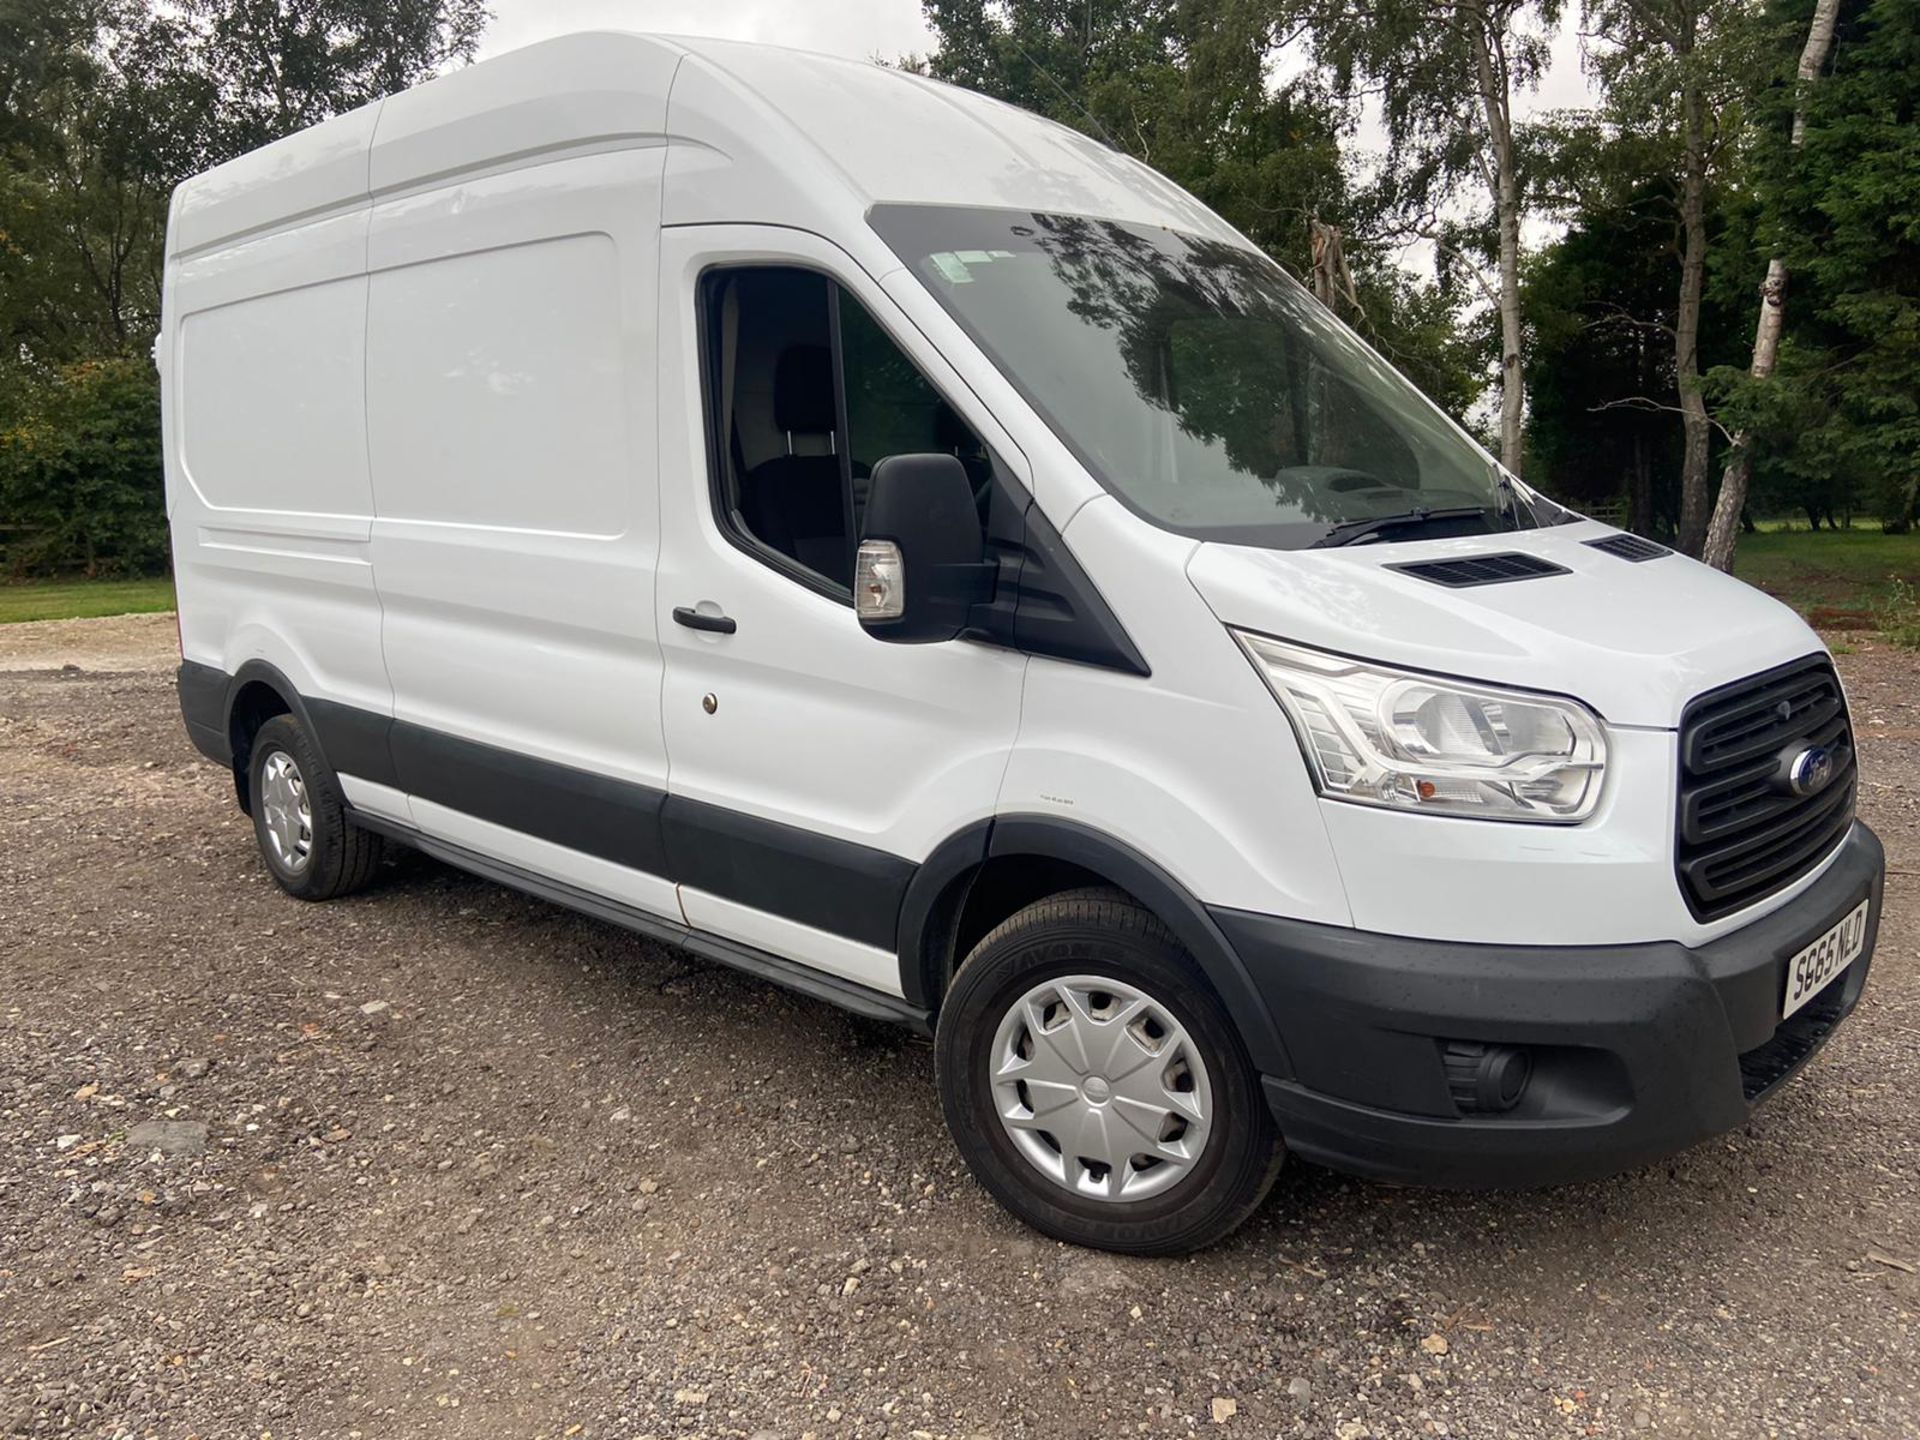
[673,606,737,635]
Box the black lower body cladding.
[175,660,911,949]
[178,660,231,764]
[1218,822,1884,1189]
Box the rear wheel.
[934,888,1284,1254]
[247,714,383,900]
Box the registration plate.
[1782,899,1870,1020]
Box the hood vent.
[1585,533,1671,562]
[1389,552,1571,588]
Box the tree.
[1293,0,1561,475]
[1524,91,1764,522]
[919,0,1348,274]
[0,0,490,575]
[1526,176,1686,532]
[1704,0,1914,560]
[0,0,489,367]
[172,0,489,167]
[1582,0,1765,556]
[0,357,165,576]
[0,1,190,370]
[915,0,1486,421]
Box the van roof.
[167,31,1241,259]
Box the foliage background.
[0,0,487,577]
[0,0,1913,577]
[920,0,1917,551]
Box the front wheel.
[934,888,1284,1254]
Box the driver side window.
[701,266,989,596]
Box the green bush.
[0,357,168,578]
[1874,577,1920,650]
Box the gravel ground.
[2,612,1916,1440]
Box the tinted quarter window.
[838,296,992,528]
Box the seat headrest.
[774,346,836,434]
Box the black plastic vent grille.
[1738,982,1847,1102]
[1585,533,1671,562]
[1389,552,1571,588]
[1676,655,1856,922]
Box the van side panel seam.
[355,102,404,762]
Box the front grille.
[1676,655,1856,921]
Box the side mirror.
[855,453,989,643]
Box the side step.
[347,810,932,1033]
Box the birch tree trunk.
[1470,15,1527,475]
[1701,0,1843,571]
[1310,218,1337,309]
[1493,139,1526,475]
[1674,67,1714,556]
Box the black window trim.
[827,285,860,583]
[695,261,857,607]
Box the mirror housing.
[856,453,989,643]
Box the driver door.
[654,225,1028,994]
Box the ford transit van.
[162,33,1883,1253]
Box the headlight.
[1233,631,1607,823]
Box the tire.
[934,887,1284,1254]
[247,713,384,901]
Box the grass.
[1732,527,1920,643]
[0,576,176,624]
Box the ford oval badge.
[1788,746,1835,797]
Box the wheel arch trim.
[225,659,318,751]
[201,659,322,812]
[896,813,1295,1078]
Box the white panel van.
[162,33,1884,1253]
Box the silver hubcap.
[990,974,1214,1203]
[259,750,313,875]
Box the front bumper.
[1213,822,1884,1188]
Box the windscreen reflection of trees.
[1022,214,1424,525]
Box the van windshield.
[869,204,1534,550]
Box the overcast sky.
[478,0,939,65]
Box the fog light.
[1442,1040,1532,1114]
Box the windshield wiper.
[1310,505,1493,549]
